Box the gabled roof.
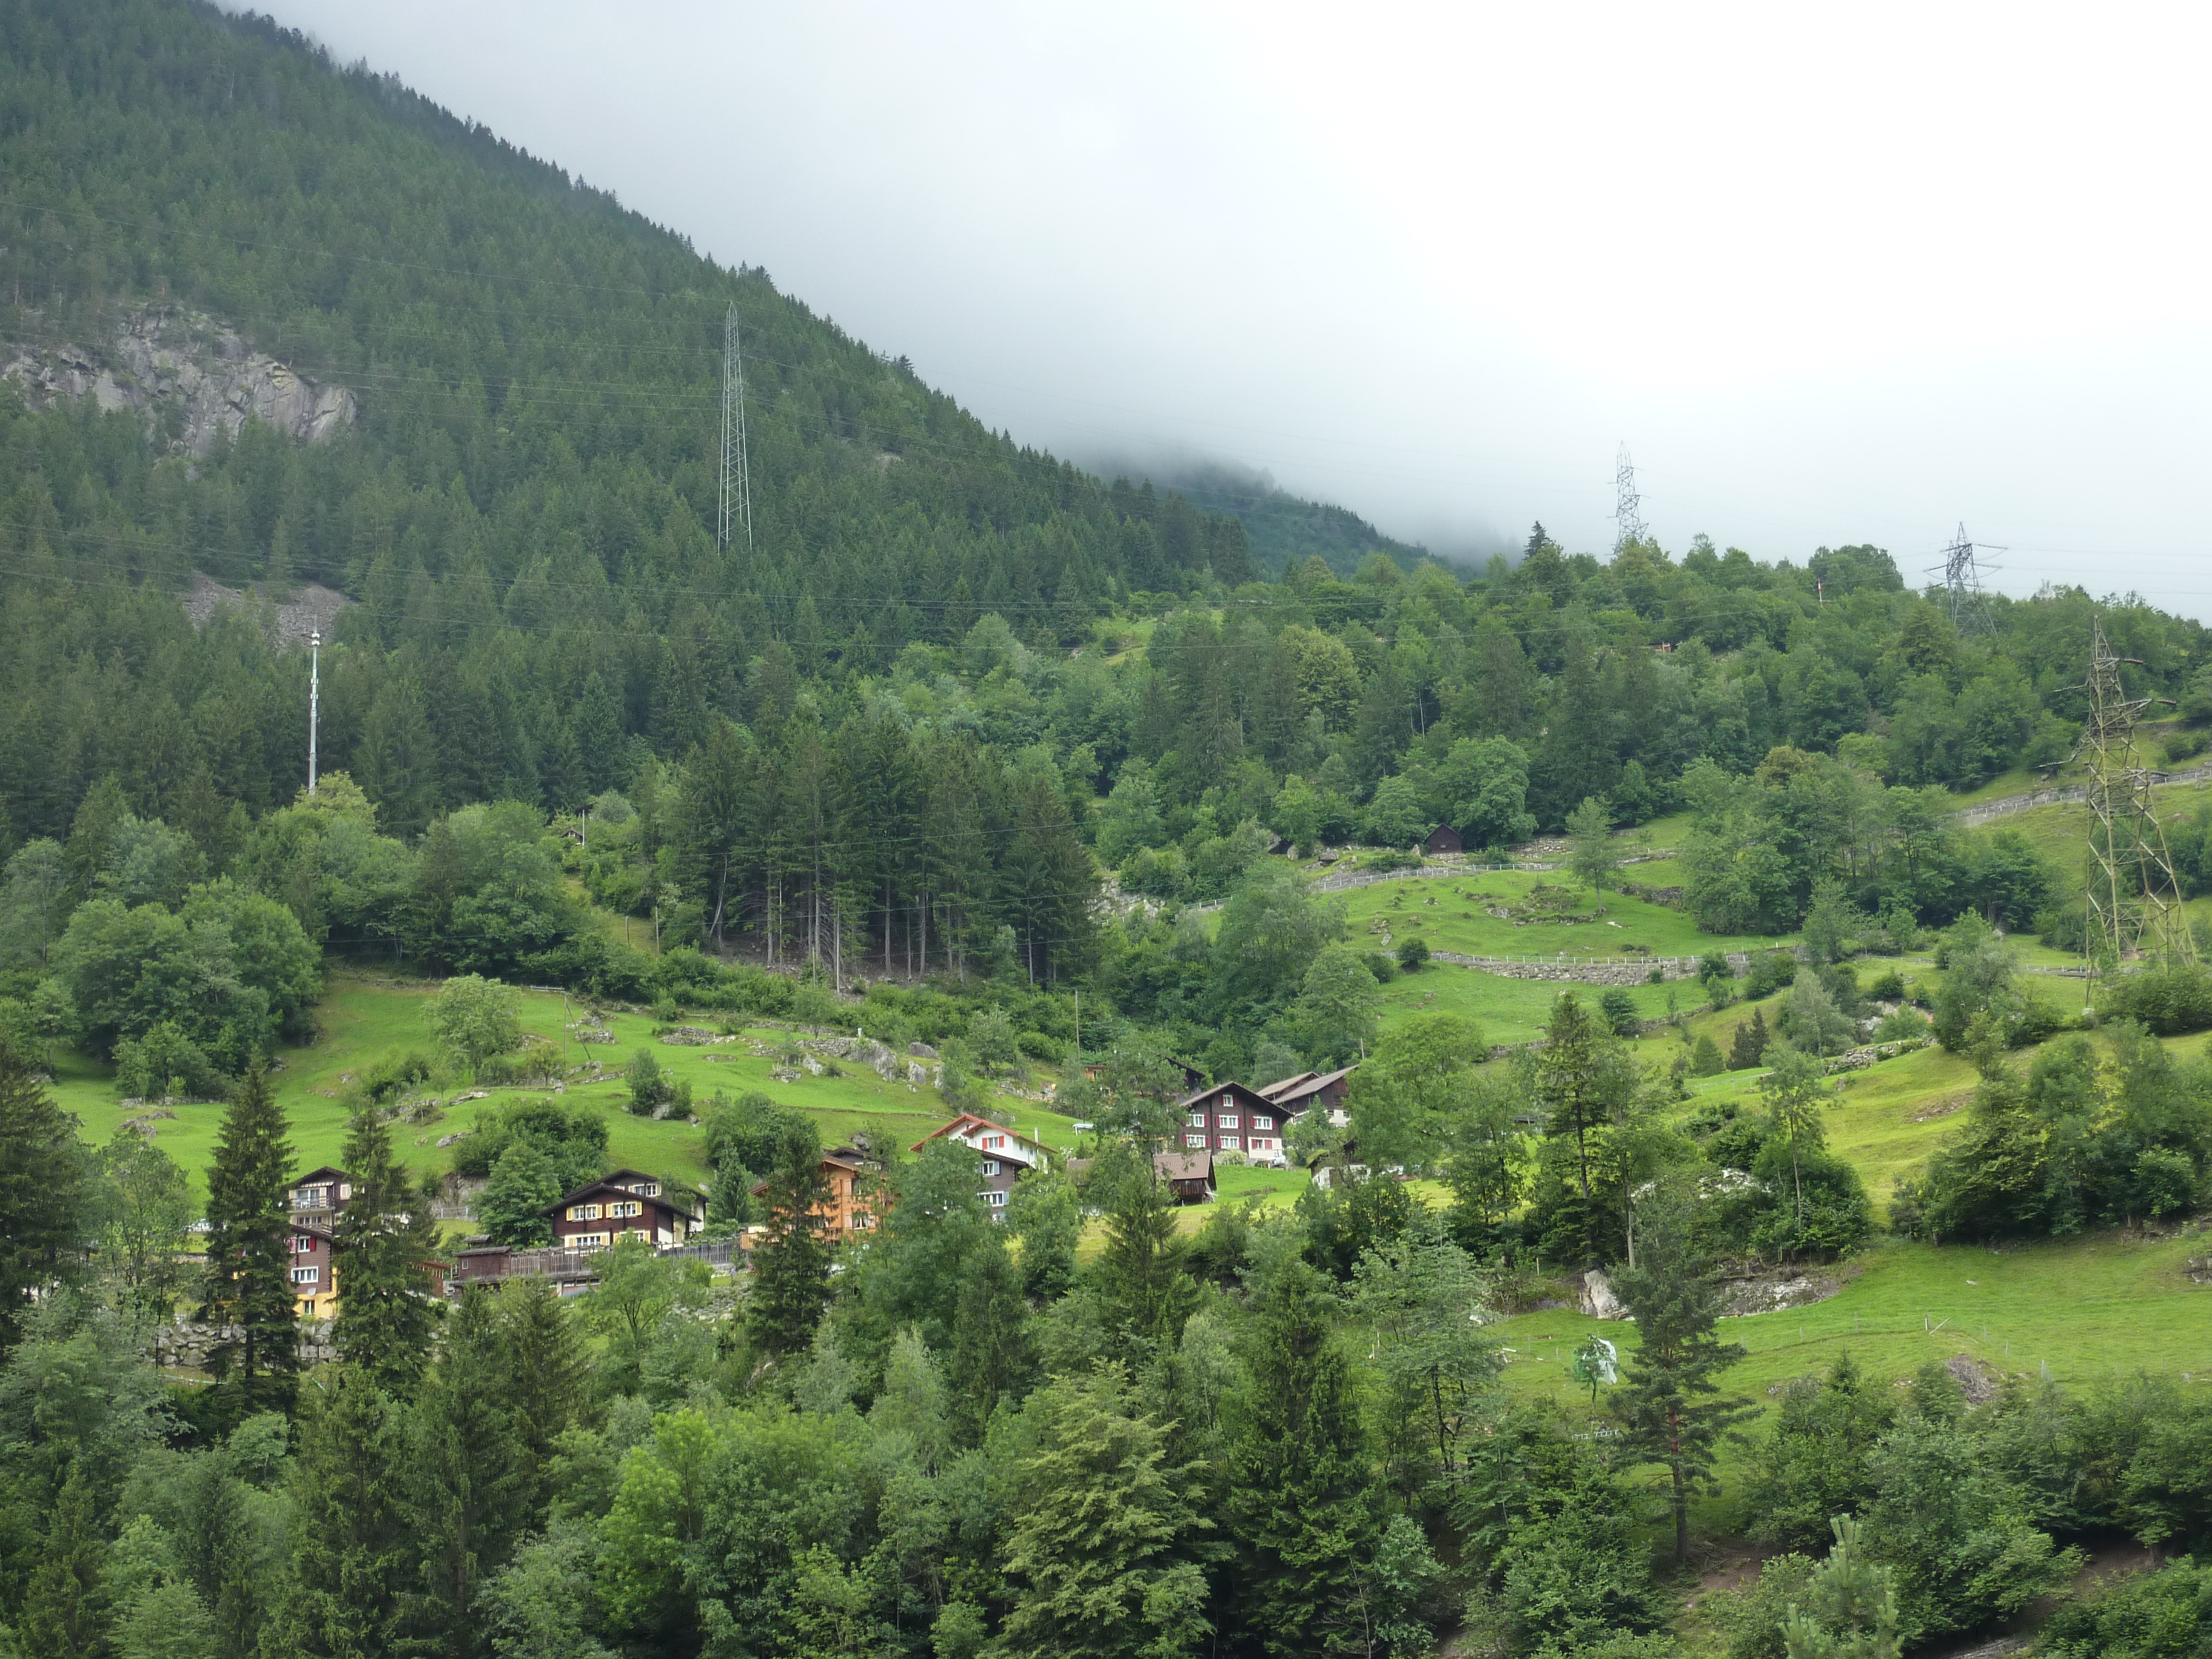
[1256,1072,1318,1099]
[911,1113,1049,1163]
[1153,1150,1214,1183]
[1178,1079,1276,1113]
[289,1165,350,1187]
[1258,1065,1357,1108]
[549,1171,693,1213]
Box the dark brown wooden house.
[1258,1064,1358,1127]
[1175,1081,1292,1163]
[1423,823,1464,855]
[548,1169,702,1250]
[1153,1149,1216,1203]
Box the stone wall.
[1432,950,1749,986]
[152,1319,337,1368]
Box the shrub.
[2097,961,2212,1036]
[113,1021,229,1102]
[1600,988,1641,1036]
[1865,968,1906,1003]
[1395,936,1431,971]
[625,1047,691,1117]
[1689,1034,1725,1076]
[1363,951,1397,984]
[451,1097,609,1188]
[1743,950,1798,1000]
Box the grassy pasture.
[58,976,1083,1200]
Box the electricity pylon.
[719,302,752,552]
[2078,618,2195,997]
[1612,443,1644,552]
[1931,523,1996,634]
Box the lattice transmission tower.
[1612,443,1644,552]
[719,301,752,552]
[2077,618,2196,996]
[1929,523,1997,634]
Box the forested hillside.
[13,6,2212,1659]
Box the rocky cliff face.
[1,303,355,455]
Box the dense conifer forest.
[9,4,2212,1658]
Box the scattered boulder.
[1579,1270,1627,1321]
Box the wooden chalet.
[1176,1081,1291,1164]
[548,1168,703,1251]
[1258,1064,1358,1127]
[1153,1149,1216,1203]
[912,1113,1053,1218]
[286,1164,352,1318]
[1423,823,1464,856]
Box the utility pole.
[1929,523,1999,634]
[2077,618,2195,1001]
[719,301,753,554]
[307,628,321,797]
[1612,443,1645,553]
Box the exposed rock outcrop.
[3,303,356,457]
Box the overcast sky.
[255,1,2211,616]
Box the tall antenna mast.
[1612,443,1645,552]
[719,302,753,553]
[2077,617,2194,1000]
[307,628,321,797]
[1929,523,1998,634]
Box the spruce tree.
[16,1465,106,1655]
[404,1287,529,1657]
[1225,1256,1377,1657]
[1783,1515,1901,1659]
[1533,992,1631,1269]
[1092,1145,1199,1355]
[748,1119,832,1360]
[1610,1181,1753,1562]
[332,1104,441,1397]
[288,1367,413,1658]
[0,1037,89,1355]
[495,1277,592,1509]
[1730,1005,1771,1071]
[997,1365,1212,1659]
[947,1233,1034,1446]
[198,1064,299,1413]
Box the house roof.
[1153,1150,1214,1184]
[912,1113,1049,1162]
[749,1145,871,1199]
[1258,1065,1357,1108]
[1177,1079,1276,1113]
[548,1171,694,1214]
[289,1165,350,1187]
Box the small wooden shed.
[1422,824,1463,855]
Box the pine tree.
[289,1367,413,1658]
[332,1104,441,1397]
[198,1064,298,1413]
[1225,1257,1377,1657]
[404,1287,530,1657]
[1609,1182,1753,1562]
[749,1119,832,1361]
[0,1036,88,1353]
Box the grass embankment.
[58,975,1084,1200]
